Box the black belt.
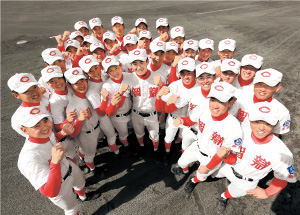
[196,142,209,157]
[133,109,156,117]
[63,165,72,181]
[231,167,253,182]
[115,109,131,118]
[190,127,198,135]
[170,113,177,119]
[86,121,100,133]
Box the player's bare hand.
[62,31,71,41]
[129,27,137,34]
[173,117,184,127]
[137,40,145,49]
[101,88,109,101]
[111,92,122,106]
[215,65,221,77]
[78,109,89,121]
[40,87,47,95]
[110,43,120,54]
[61,123,75,136]
[217,146,231,159]
[76,47,85,56]
[82,47,89,56]
[167,94,179,105]
[67,109,77,123]
[159,32,169,42]
[156,86,170,99]
[153,76,163,87]
[172,55,182,67]
[198,165,210,174]
[51,142,66,164]
[62,51,71,60]
[246,186,269,199]
[55,35,64,46]
[119,84,129,95]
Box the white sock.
[79,194,87,201]
[221,193,227,199]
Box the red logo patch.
[215,85,224,91]
[200,64,208,69]
[249,55,257,60]
[142,30,147,34]
[75,31,81,35]
[261,71,271,77]
[259,106,271,113]
[72,70,79,75]
[175,28,180,32]
[157,42,163,47]
[79,21,84,25]
[228,61,235,66]
[126,35,132,40]
[105,58,112,63]
[20,76,29,82]
[114,17,119,20]
[181,60,189,65]
[85,35,90,39]
[224,40,231,45]
[94,42,100,46]
[85,58,91,64]
[47,68,54,73]
[67,40,73,44]
[158,18,164,22]
[105,32,110,36]
[30,108,40,115]
[134,50,140,55]
[187,40,194,45]
[206,40,212,44]
[139,18,144,21]
[49,51,56,56]
[92,19,97,23]
[170,42,176,46]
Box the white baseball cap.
[74,21,88,31]
[41,66,63,83]
[218,39,236,52]
[208,82,236,103]
[64,68,87,84]
[150,41,166,53]
[123,34,138,46]
[83,35,99,44]
[8,73,38,93]
[248,102,279,126]
[90,41,105,53]
[183,39,198,51]
[129,49,148,63]
[178,58,196,73]
[64,39,80,50]
[156,18,169,28]
[102,56,120,73]
[135,18,147,27]
[241,54,264,69]
[42,48,64,65]
[138,30,152,40]
[70,31,84,40]
[89,17,102,29]
[170,26,185,39]
[221,59,241,74]
[103,31,117,41]
[111,16,124,26]
[20,107,51,127]
[199,38,214,50]
[253,68,282,87]
[166,42,178,53]
[79,55,99,73]
[196,62,215,77]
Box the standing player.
[74,21,89,36]
[195,38,214,64]
[128,18,148,36]
[111,16,127,52]
[120,34,138,73]
[153,18,171,42]
[213,102,296,213]
[69,31,84,46]
[170,26,185,56]
[218,59,241,84]
[89,17,105,46]
[138,30,152,57]
[163,42,178,67]
[103,31,124,59]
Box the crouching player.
[213,102,296,213]
[18,108,100,215]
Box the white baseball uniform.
[195,56,213,65]
[147,61,170,85]
[18,132,85,215]
[119,53,134,73]
[232,75,254,93]
[213,126,296,198]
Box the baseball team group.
[8,15,296,215]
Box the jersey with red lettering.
[49,89,72,125]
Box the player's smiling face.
[88,65,102,80]
[66,46,77,59]
[179,70,195,85]
[220,71,237,84]
[164,50,176,63]
[218,49,235,61]
[254,82,281,100]
[151,51,165,66]
[209,97,230,117]
[92,48,106,63]
[21,117,52,139]
[198,48,212,62]
[250,120,273,139]
[112,23,125,37]
[71,79,88,94]
[137,23,147,35]
[79,27,89,36]
[241,65,257,81]
[107,65,123,80]
[104,39,117,51]
[131,60,148,76]
[184,49,197,59]
[92,26,104,38]
[197,73,215,92]
[47,77,66,92]
[14,85,43,103]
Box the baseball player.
[214,38,237,77]
[8,73,52,137]
[127,49,162,154]
[69,31,84,46]
[79,55,120,155]
[119,34,138,73]
[18,108,99,215]
[171,82,243,194]
[156,57,198,164]
[64,68,100,174]
[138,30,152,57]
[232,54,264,92]
[170,26,185,56]
[128,18,148,36]
[89,17,105,46]
[235,68,290,136]
[195,38,214,64]
[153,18,171,43]
[213,102,296,213]
[217,59,241,84]
[111,16,127,52]
[74,21,89,36]
[82,35,100,54]
[163,41,179,67]
[101,56,133,151]
[103,31,124,60]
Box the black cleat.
[80,191,101,202]
[184,180,198,194]
[171,166,185,175]
[216,197,228,214]
[163,152,171,166]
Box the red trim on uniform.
[96,36,103,43]
[21,101,41,107]
[136,70,151,80]
[74,91,86,99]
[201,88,209,98]
[182,79,196,89]
[273,133,280,137]
[251,132,273,145]
[223,153,237,165]
[70,156,77,164]
[108,48,121,56]
[153,140,159,151]
[155,98,166,112]
[57,45,65,53]
[168,66,178,84]
[89,77,102,83]
[211,111,228,121]
[164,141,171,152]
[95,107,106,116]
[193,176,202,183]
[162,60,172,66]
[165,35,171,42]
[238,75,253,87]
[70,120,83,138]
[106,103,118,116]
[265,177,288,197]
[55,131,66,141]
[165,103,178,113]
[111,74,123,83]
[85,161,95,170]
[54,118,70,132]
[181,116,196,126]
[54,88,68,95]
[28,136,50,144]
[206,153,223,169]
[253,95,272,104]
[150,62,161,72]
[108,143,119,152]
[72,55,83,68]
[74,187,85,197]
[100,99,108,113]
[39,162,61,198]
[224,188,234,198]
[116,36,123,42]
